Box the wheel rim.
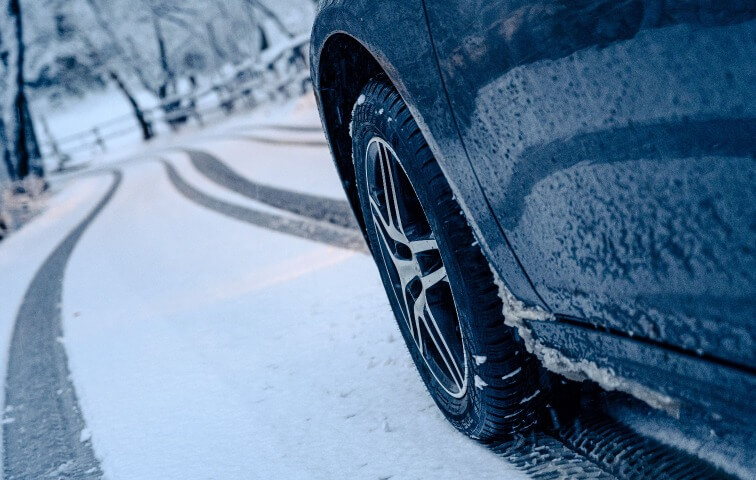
[365,137,468,398]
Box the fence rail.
[42,35,312,169]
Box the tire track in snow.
[490,413,735,480]
[206,133,329,148]
[161,159,367,253]
[550,412,736,479]
[492,432,614,479]
[182,148,356,229]
[223,123,326,135]
[3,172,121,480]
[240,124,324,133]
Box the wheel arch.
[313,32,416,244]
[315,33,388,240]
[311,13,547,309]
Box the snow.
[519,390,540,404]
[258,33,310,66]
[610,402,753,479]
[16,84,720,477]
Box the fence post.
[40,116,67,171]
[93,128,106,153]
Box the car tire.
[351,76,542,441]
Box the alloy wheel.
[365,137,468,398]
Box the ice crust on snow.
[489,266,680,417]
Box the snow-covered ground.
[1,96,526,479]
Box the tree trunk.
[108,71,153,141]
[8,0,42,179]
[205,21,226,65]
[153,16,174,99]
[0,119,15,181]
[247,0,294,38]
[258,24,269,51]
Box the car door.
[423,0,756,367]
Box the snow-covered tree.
[0,0,316,167]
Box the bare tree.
[0,32,14,181]
[3,0,42,179]
[109,71,154,140]
[0,117,14,181]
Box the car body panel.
[311,0,756,417]
[423,0,756,368]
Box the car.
[310,0,755,441]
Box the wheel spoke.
[421,264,448,290]
[370,204,416,284]
[411,292,425,355]
[417,295,464,390]
[369,197,408,246]
[408,237,438,254]
[372,212,416,322]
[376,142,406,239]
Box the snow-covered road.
[0,104,528,479]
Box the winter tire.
[351,76,542,441]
